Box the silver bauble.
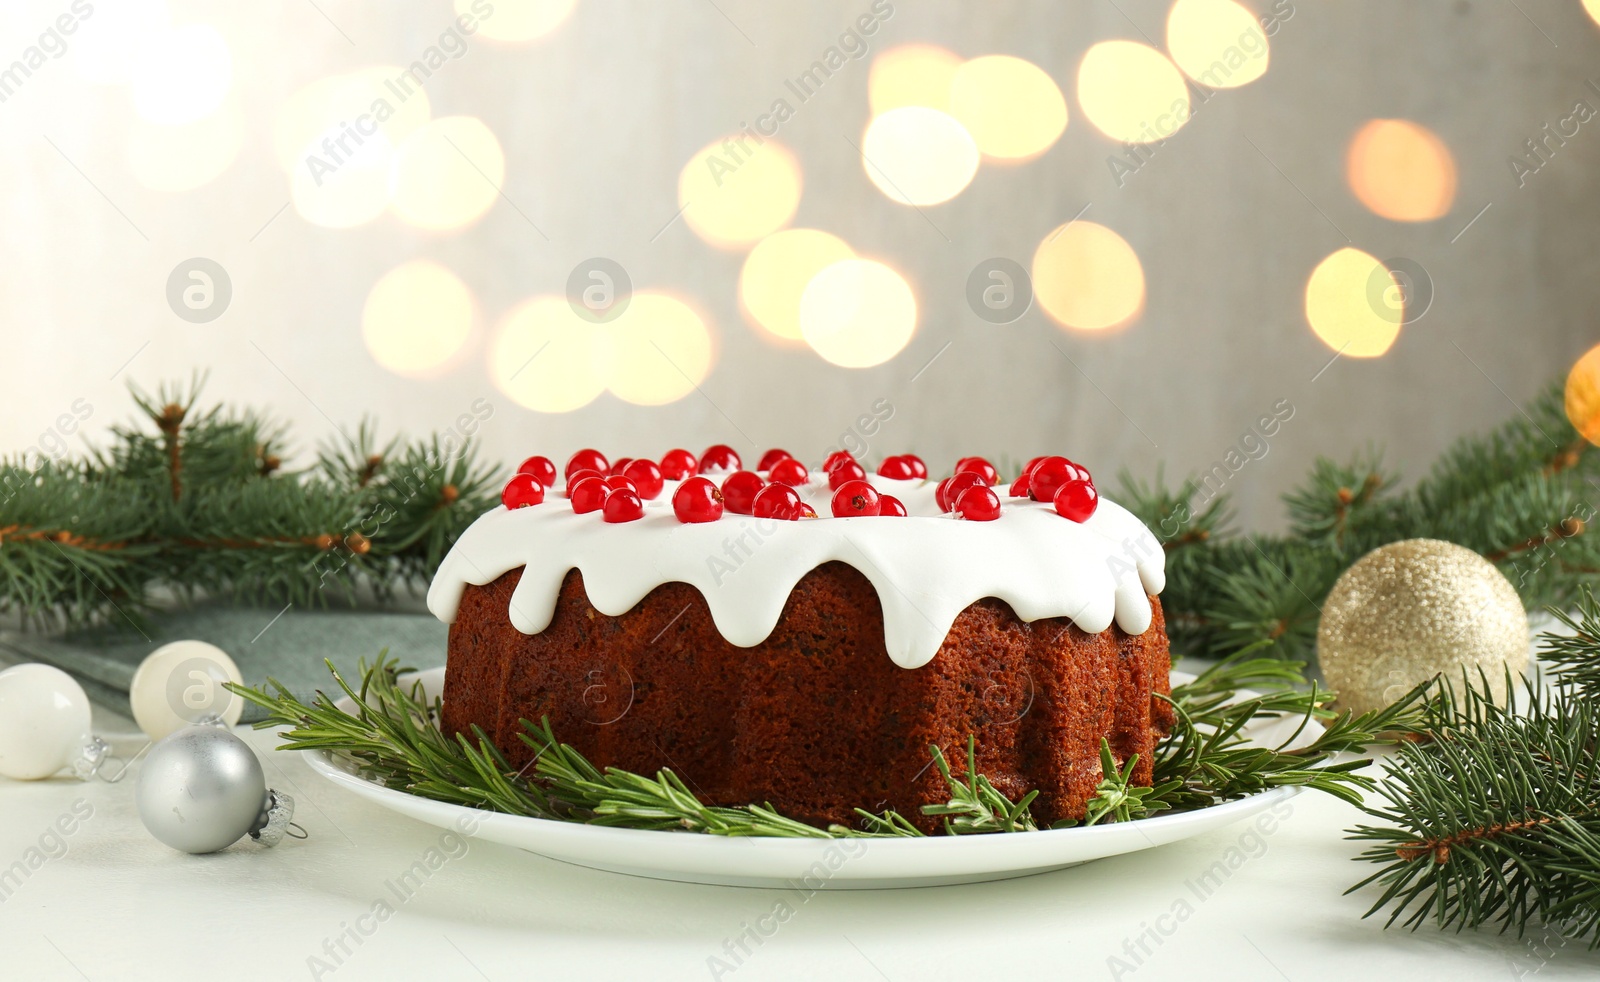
[135,724,275,854]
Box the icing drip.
[427,472,1167,670]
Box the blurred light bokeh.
[4,0,1598,526]
[1346,119,1458,222]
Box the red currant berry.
[823,450,856,474]
[660,448,698,480]
[955,456,1000,486]
[605,475,638,494]
[672,477,724,523]
[603,488,645,523]
[564,468,603,494]
[768,457,809,487]
[935,472,985,512]
[721,471,765,515]
[1066,459,1093,485]
[876,456,916,480]
[1022,456,1049,478]
[827,460,867,490]
[901,454,928,479]
[501,474,545,509]
[955,485,1002,521]
[1028,457,1073,503]
[831,480,881,517]
[609,457,634,476]
[570,476,609,514]
[1009,472,1032,498]
[752,483,806,520]
[623,459,664,499]
[565,449,608,481]
[878,494,908,517]
[757,448,793,471]
[1054,479,1099,522]
[796,503,818,519]
[517,456,558,488]
[699,445,742,473]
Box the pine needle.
[0,377,501,625]
[1345,622,1600,948]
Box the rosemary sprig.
[231,658,553,818]
[1150,646,1432,813]
[917,736,1042,834]
[231,657,835,837]
[838,737,1171,837]
[229,647,1408,840]
[515,716,832,837]
[1086,741,1174,826]
[1170,640,1341,723]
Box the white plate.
[302,668,1317,889]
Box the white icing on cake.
[427,472,1167,670]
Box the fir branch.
[1545,590,1600,697]
[365,434,501,586]
[317,418,397,491]
[1114,465,1231,553]
[1283,448,1398,551]
[0,379,501,627]
[1345,604,1600,949]
[159,477,375,608]
[1346,677,1600,946]
[1484,516,1587,564]
[1413,382,1591,511]
[1128,377,1600,665]
[0,463,163,626]
[1201,539,1339,663]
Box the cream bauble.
[1318,538,1529,715]
[0,664,94,780]
[129,640,244,741]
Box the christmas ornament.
[1317,538,1529,715]
[1564,341,1600,445]
[135,721,300,854]
[128,640,244,741]
[0,664,111,781]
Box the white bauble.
[129,640,244,741]
[0,664,93,780]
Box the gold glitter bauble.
[1317,538,1529,715]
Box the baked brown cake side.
[441,562,1172,832]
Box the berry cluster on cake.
[429,445,1171,832]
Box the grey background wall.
[3,0,1598,531]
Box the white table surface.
[3,651,1597,982]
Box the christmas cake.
[427,447,1172,831]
